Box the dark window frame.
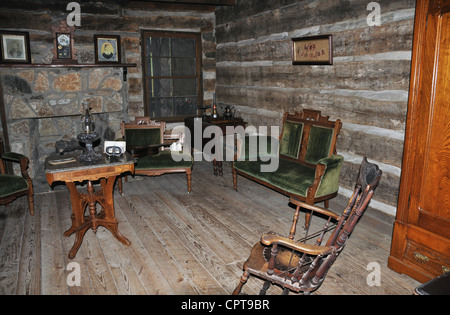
[141,30,203,122]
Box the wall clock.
[51,20,77,64]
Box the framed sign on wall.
[292,35,333,65]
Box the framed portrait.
[0,31,31,63]
[94,35,121,64]
[292,35,333,65]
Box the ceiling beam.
[141,0,236,6]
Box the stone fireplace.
[0,66,129,191]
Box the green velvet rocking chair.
[0,137,34,215]
[119,118,194,192]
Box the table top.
[185,116,246,125]
[45,152,134,174]
[45,152,135,184]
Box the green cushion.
[234,159,315,197]
[279,121,303,158]
[0,174,28,197]
[238,135,278,161]
[135,150,193,170]
[233,154,343,198]
[305,125,333,164]
[125,128,161,146]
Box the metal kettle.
[223,105,235,119]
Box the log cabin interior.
[0,0,449,296]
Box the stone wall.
[1,67,126,188]
[0,0,216,190]
[215,0,416,216]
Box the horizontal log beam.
[140,0,235,5]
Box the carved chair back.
[279,109,342,167]
[294,157,382,291]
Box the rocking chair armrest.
[289,197,341,221]
[261,234,335,256]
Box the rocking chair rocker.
[233,157,382,295]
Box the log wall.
[215,0,416,216]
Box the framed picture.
[0,31,31,63]
[292,35,333,65]
[94,35,121,64]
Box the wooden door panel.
[389,0,450,281]
[410,7,450,236]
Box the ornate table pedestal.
[45,153,135,259]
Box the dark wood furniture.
[415,271,450,295]
[233,157,382,295]
[45,153,134,259]
[0,137,34,215]
[184,116,247,175]
[388,0,450,283]
[120,119,193,192]
[232,109,343,229]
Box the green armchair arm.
[1,152,28,163]
[0,151,32,180]
[312,154,344,198]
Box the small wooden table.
[184,117,247,175]
[45,153,135,259]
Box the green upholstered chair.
[0,137,34,215]
[119,119,193,192]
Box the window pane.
[174,97,197,116]
[149,97,173,117]
[147,37,171,57]
[143,32,200,119]
[173,58,196,77]
[146,58,171,77]
[173,78,196,96]
[149,79,172,97]
[172,38,196,58]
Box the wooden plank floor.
[0,160,420,295]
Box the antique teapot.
[223,105,235,119]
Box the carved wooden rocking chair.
[233,157,382,295]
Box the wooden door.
[389,0,450,283]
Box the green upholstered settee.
[119,119,193,192]
[232,109,343,228]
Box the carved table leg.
[213,158,218,175]
[218,161,223,176]
[98,176,130,246]
[64,182,89,259]
[63,177,130,259]
[186,170,192,193]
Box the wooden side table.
[184,117,247,175]
[45,153,135,259]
